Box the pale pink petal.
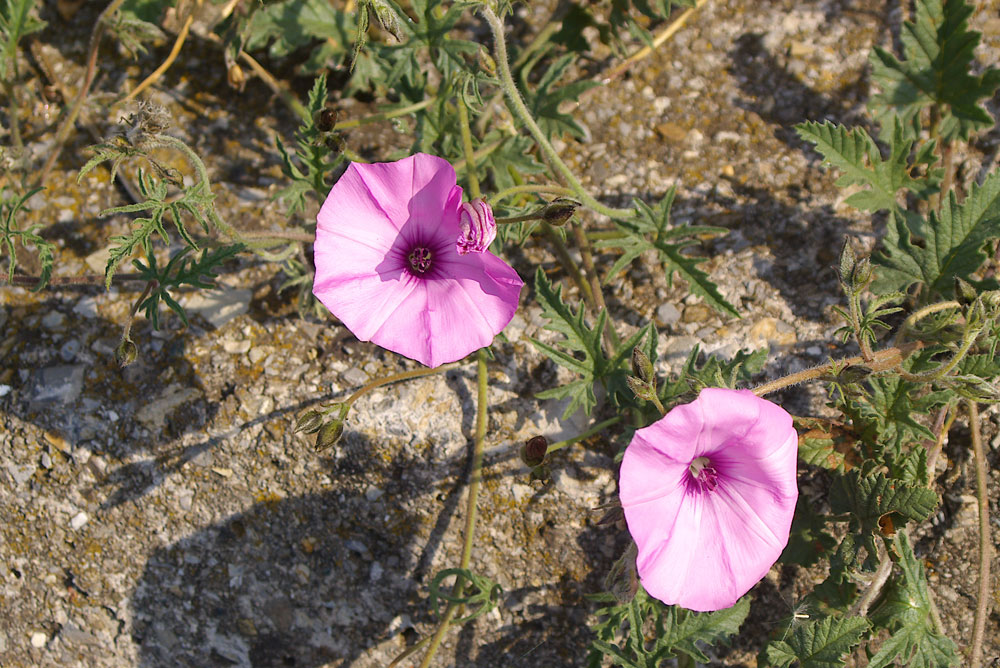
[620,388,798,611]
[457,199,497,255]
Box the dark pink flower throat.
[689,456,719,492]
[408,246,433,274]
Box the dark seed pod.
[315,107,338,133]
[294,410,324,434]
[521,435,548,467]
[542,198,578,226]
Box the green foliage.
[762,615,869,668]
[588,588,749,667]
[427,568,502,624]
[521,53,600,140]
[873,169,1000,297]
[594,190,738,317]
[0,0,45,79]
[780,495,837,568]
[132,244,245,328]
[275,74,345,214]
[868,0,1000,143]
[795,119,939,215]
[868,533,959,668]
[0,187,53,290]
[243,0,353,71]
[531,267,654,418]
[829,468,938,560]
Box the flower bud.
[115,338,138,368]
[520,435,548,467]
[954,277,977,305]
[371,0,404,41]
[315,107,338,133]
[630,347,654,383]
[852,257,873,292]
[626,375,657,402]
[477,46,497,77]
[324,133,345,155]
[542,198,578,226]
[456,199,497,255]
[315,419,344,451]
[839,240,856,285]
[294,410,325,434]
[227,64,246,91]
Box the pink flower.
[619,388,798,611]
[312,153,523,367]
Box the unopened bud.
[315,107,338,133]
[115,338,138,368]
[626,375,657,402]
[521,435,548,467]
[954,277,977,305]
[371,0,404,41]
[542,198,578,226]
[294,410,324,434]
[477,47,497,77]
[227,64,246,90]
[839,240,856,285]
[457,199,497,255]
[851,257,873,291]
[324,133,345,154]
[315,419,344,451]
[630,347,654,383]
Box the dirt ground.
[1,0,999,666]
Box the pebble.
[342,367,368,387]
[656,303,682,327]
[682,304,712,324]
[135,384,202,429]
[0,384,11,397]
[369,561,383,583]
[30,631,47,648]
[7,463,35,485]
[223,339,252,354]
[70,511,89,530]
[40,452,52,469]
[72,296,98,319]
[365,486,384,502]
[59,339,81,362]
[41,311,66,330]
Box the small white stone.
[69,511,89,530]
[0,384,11,397]
[365,486,384,502]
[30,631,47,647]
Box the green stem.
[541,221,595,309]
[893,300,961,347]
[968,399,991,668]
[572,222,620,350]
[480,6,633,221]
[36,0,127,187]
[545,417,622,454]
[489,183,575,205]
[586,230,625,241]
[452,137,504,175]
[3,78,23,152]
[343,361,464,410]
[417,349,490,668]
[457,97,480,200]
[120,279,155,341]
[334,97,435,131]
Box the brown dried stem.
[967,399,992,668]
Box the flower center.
[689,456,719,492]
[408,247,433,274]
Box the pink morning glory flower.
[312,153,523,368]
[619,388,798,611]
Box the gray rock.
[184,287,252,328]
[31,365,85,405]
[656,303,682,327]
[59,339,81,362]
[72,297,98,319]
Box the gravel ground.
[2,0,999,666]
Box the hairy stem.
[417,349,489,668]
[752,343,923,396]
[37,0,127,186]
[968,400,991,668]
[545,417,622,455]
[852,542,893,618]
[480,6,632,220]
[489,183,575,205]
